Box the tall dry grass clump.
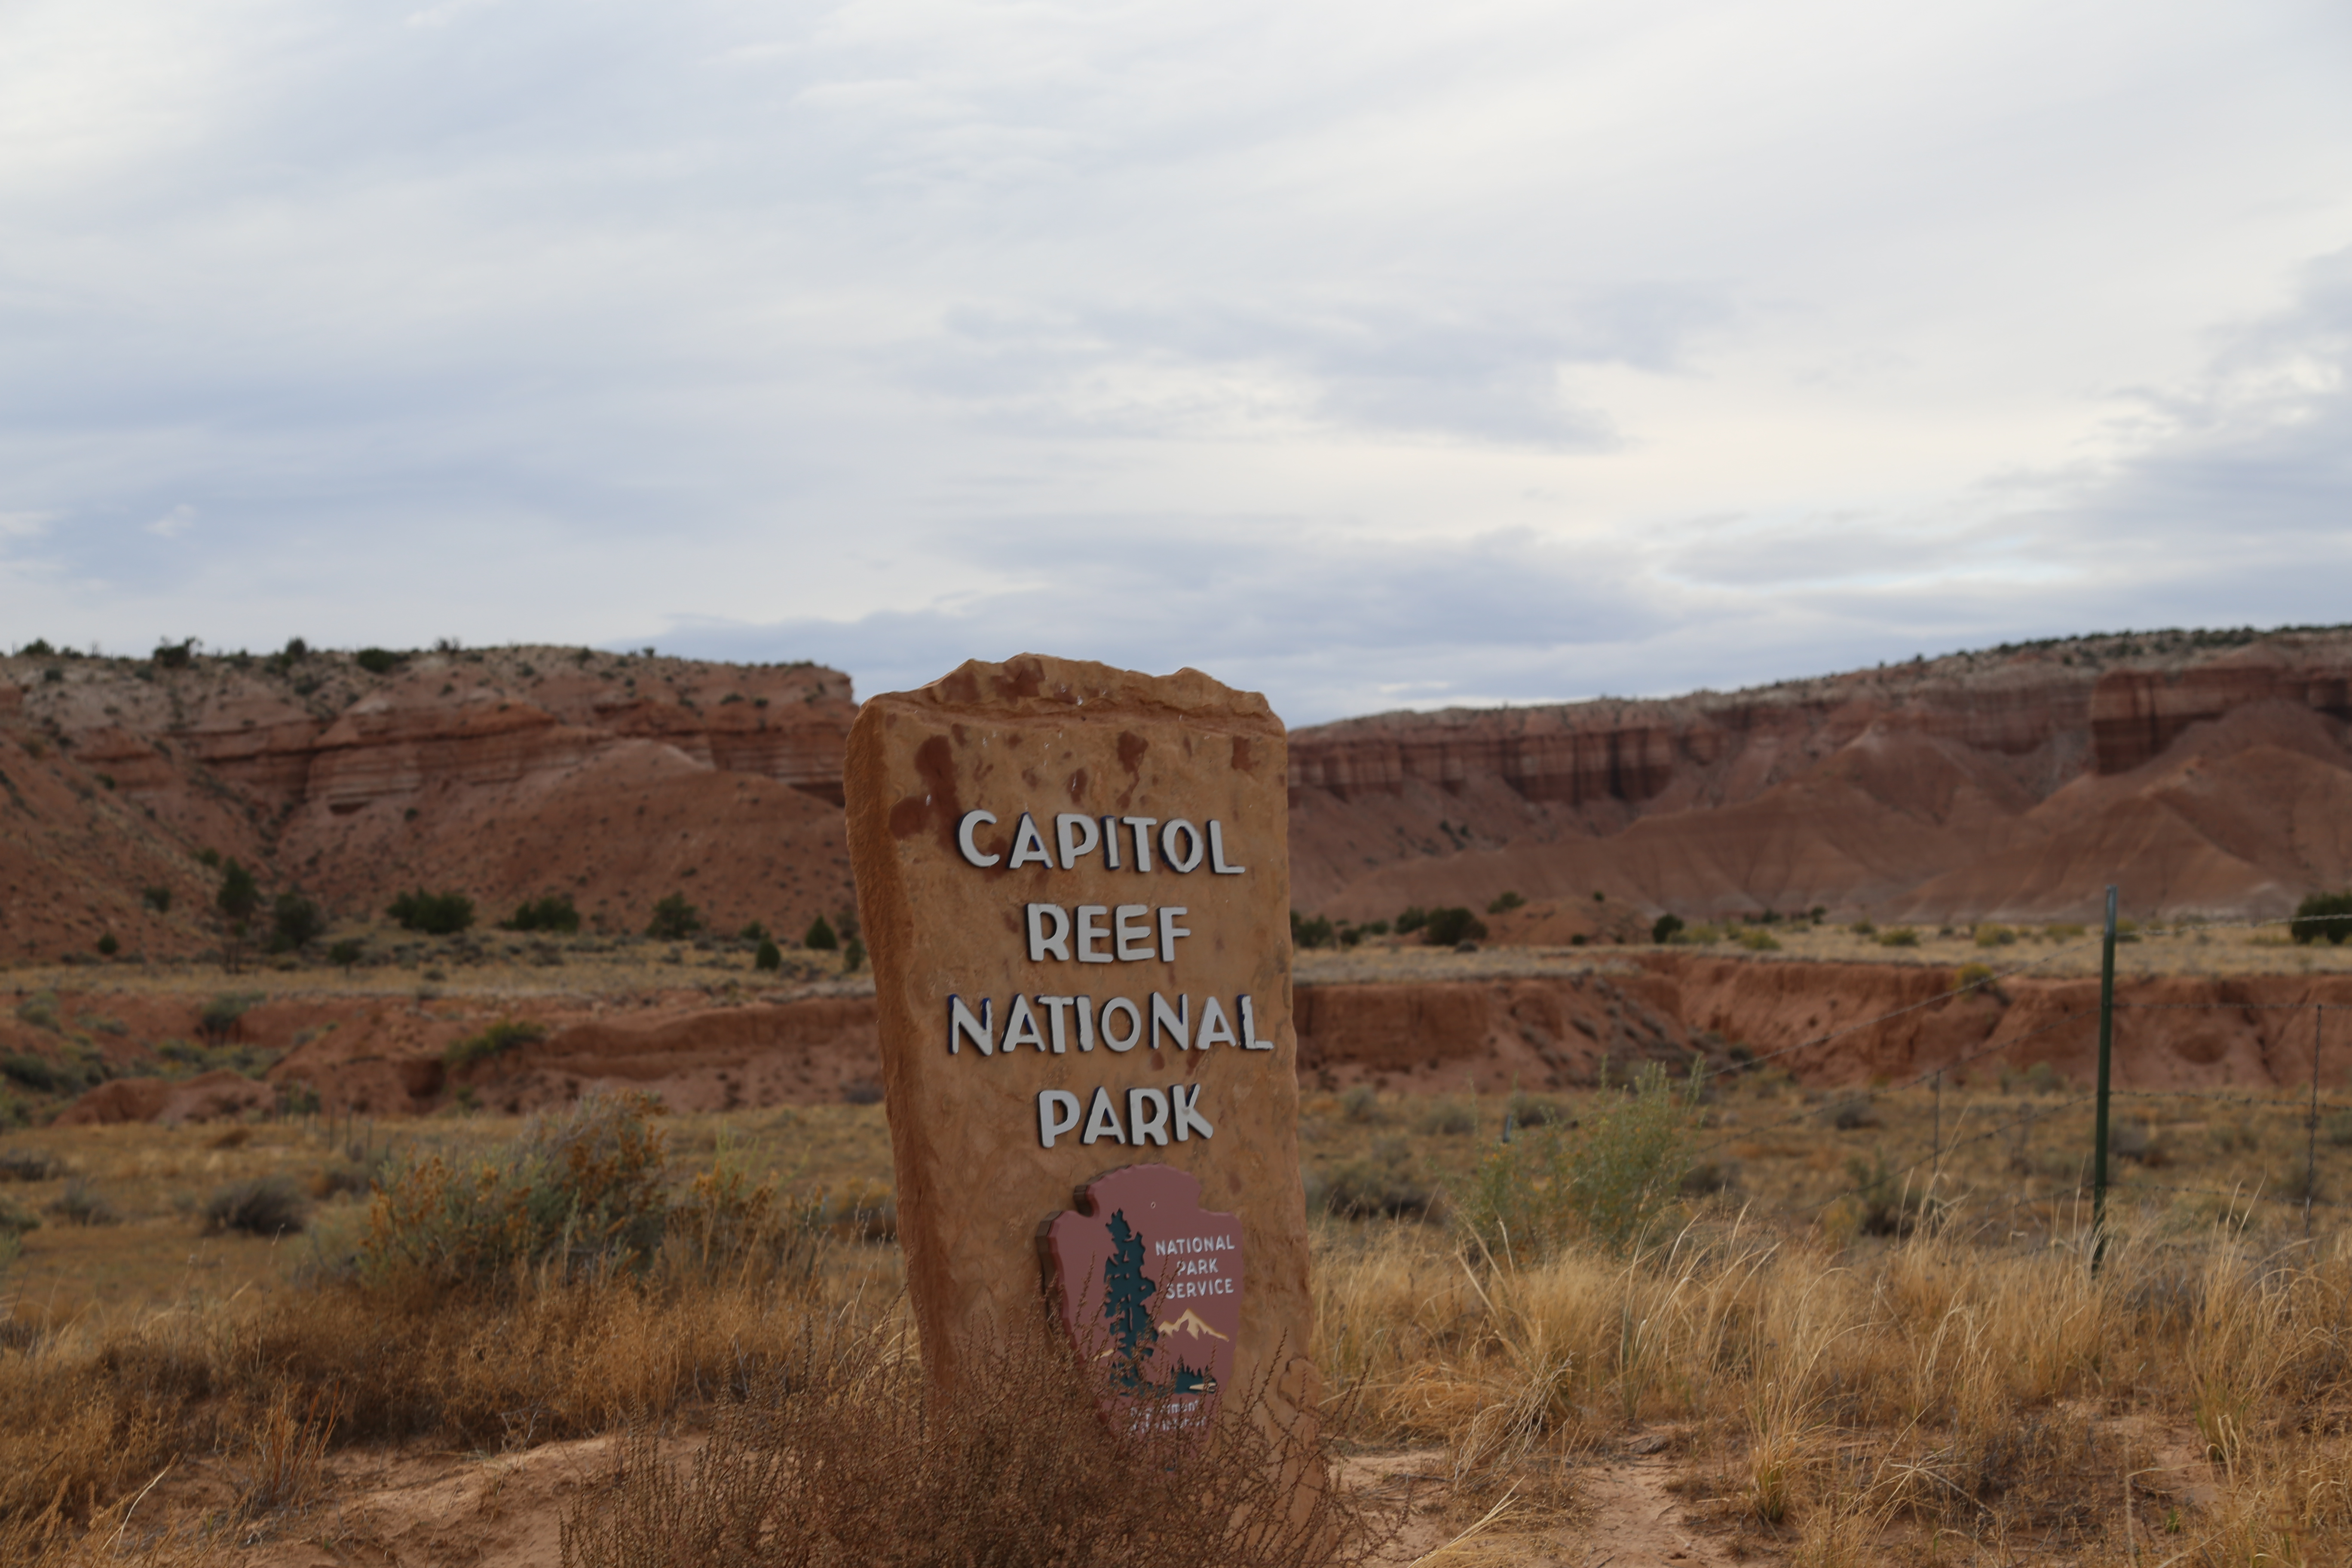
[562,1315,1398,1568]
[1315,1196,2352,1561]
[0,1092,894,1537]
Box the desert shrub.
[1417,1098,1476,1136]
[560,1318,1388,1568]
[388,887,474,935]
[1,1054,97,1096]
[1846,1150,1936,1236]
[1420,906,1486,946]
[328,938,363,971]
[1877,926,1921,948]
[2326,1109,2352,1148]
[1311,1138,1434,1220]
[1487,890,1525,914]
[353,647,403,674]
[14,992,58,1031]
[1290,911,1335,949]
[360,1090,672,1292]
[197,990,263,1042]
[204,1175,308,1237]
[1651,913,1685,944]
[0,1148,61,1182]
[753,937,783,972]
[841,934,865,972]
[151,639,195,669]
[2291,890,2352,945]
[1338,1084,1381,1124]
[1462,1061,1694,1257]
[94,933,119,957]
[738,921,769,943]
[2112,1119,2166,1166]
[444,1017,548,1069]
[1848,918,1876,936]
[1822,1093,1879,1130]
[140,883,172,913]
[216,857,261,931]
[643,894,701,940]
[803,914,837,950]
[1393,906,1427,934]
[1504,1091,1566,1130]
[506,893,582,933]
[268,891,325,952]
[1956,961,1996,989]
[310,1145,387,1199]
[1974,923,2018,947]
[48,1179,119,1227]
[0,1197,37,1234]
[1737,928,1781,952]
[2208,1118,2261,1155]
[1679,1158,1740,1196]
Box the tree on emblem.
[1101,1209,1160,1390]
[1101,1208,1213,1396]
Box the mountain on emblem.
[1157,1308,1230,1343]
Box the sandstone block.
[844,654,1311,1419]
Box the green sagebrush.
[1460,1061,1700,1259]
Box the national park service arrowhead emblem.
[1043,1164,1244,1430]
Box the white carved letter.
[1001,995,1047,1052]
[1008,812,1053,869]
[1038,995,1073,1054]
[1101,816,1122,869]
[1075,905,1112,963]
[1194,995,1237,1049]
[1160,818,1203,873]
[1075,996,1095,1051]
[1114,904,1153,962]
[948,994,993,1057]
[956,810,1000,868]
[1128,1087,1171,1147]
[1082,1085,1127,1144]
[1173,1083,1214,1141]
[1121,816,1158,872]
[1240,994,1272,1050]
[1099,996,1143,1051]
[1157,906,1191,963]
[1026,903,1071,962]
[1038,1090,1081,1148]
[1150,992,1191,1050]
[1208,819,1244,875]
[1055,813,1101,869]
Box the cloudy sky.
[1,0,2346,724]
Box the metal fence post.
[2092,885,2117,1269]
[2311,1002,2324,1241]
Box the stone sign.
[843,654,1314,1428]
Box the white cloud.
[0,0,2344,714]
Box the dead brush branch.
[561,1315,1402,1568]
[231,1382,343,1521]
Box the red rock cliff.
[1287,629,2352,925]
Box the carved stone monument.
[843,654,1315,1430]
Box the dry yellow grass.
[5,1086,2352,1562]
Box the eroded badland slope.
[1289,625,2352,925]
[5,628,2352,1121]
[0,644,858,963]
